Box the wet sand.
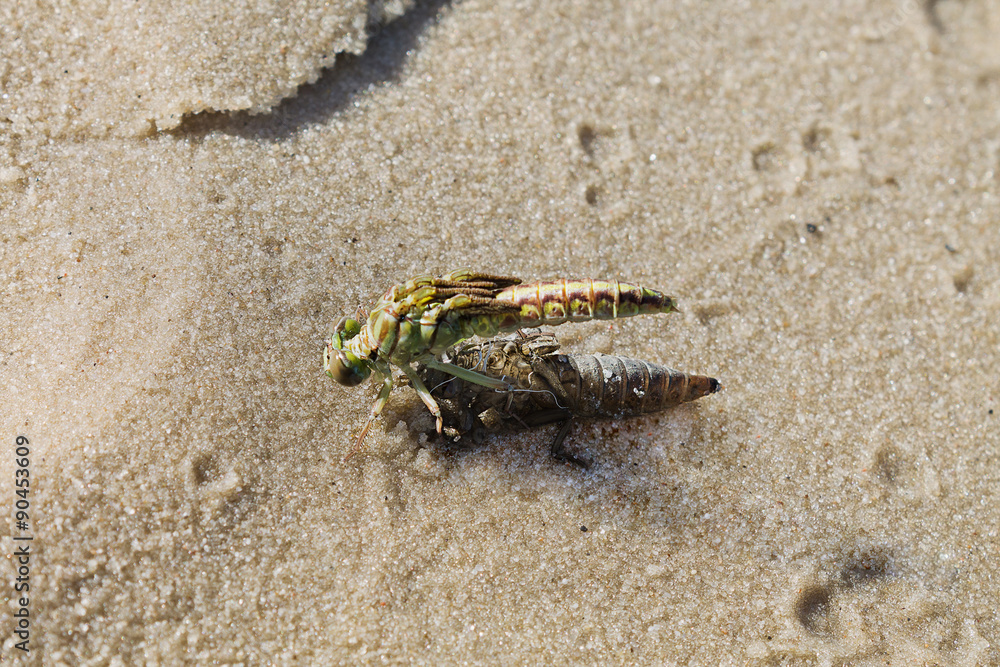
[2,0,998,663]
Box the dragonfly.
[325,269,678,457]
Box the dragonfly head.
[325,317,371,386]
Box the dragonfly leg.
[549,418,589,468]
[517,409,588,468]
[402,365,445,434]
[344,372,394,461]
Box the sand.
[2,0,999,663]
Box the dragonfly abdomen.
[494,279,677,329]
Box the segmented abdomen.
[493,279,677,330]
[562,354,719,418]
[426,332,718,429]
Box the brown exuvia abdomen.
[561,354,719,418]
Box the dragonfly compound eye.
[325,347,370,386]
